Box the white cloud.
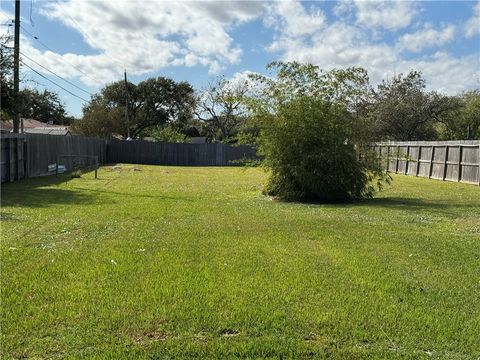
[264,0,478,95]
[31,1,266,86]
[397,25,456,53]
[353,0,418,31]
[265,1,326,38]
[401,53,479,95]
[464,1,480,37]
[2,0,478,99]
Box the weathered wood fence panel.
[26,134,106,178]
[106,139,257,166]
[0,134,27,183]
[1,135,257,182]
[1,134,106,182]
[374,140,480,185]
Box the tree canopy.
[1,34,72,124]
[437,90,480,140]
[369,71,460,141]
[195,76,250,142]
[73,77,195,138]
[1,34,15,119]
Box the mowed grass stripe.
[1,165,479,359]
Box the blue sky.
[1,0,479,118]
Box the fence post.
[416,146,421,177]
[23,137,28,179]
[9,137,17,182]
[386,146,390,171]
[478,144,480,186]
[405,145,410,175]
[5,137,10,182]
[395,146,400,174]
[442,145,448,181]
[428,146,434,179]
[457,145,462,182]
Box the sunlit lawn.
[1,165,479,359]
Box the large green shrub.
[249,62,388,202]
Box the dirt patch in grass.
[131,330,168,344]
[219,328,240,337]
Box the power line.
[54,0,97,48]
[0,10,98,84]
[0,9,12,19]
[20,24,100,84]
[20,51,92,95]
[22,61,89,102]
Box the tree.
[248,61,388,202]
[17,88,74,124]
[437,90,480,140]
[369,71,458,141]
[71,103,123,138]
[195,76,249,142]
[74,77,195,138]
[146,126,187,143]
[1,34,14,119]
[2,34,73,124]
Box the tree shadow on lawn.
[285,196,479,219]
[354,196,480,219]
[1,174,194,209]
[1,174,98,209]
[67,186,195,202]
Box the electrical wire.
[20,51,92,95]
[20,25,100,84]
[54,0,97,48]
[22,61,89,102]
[0,9,12,19]
[2,9,102,86]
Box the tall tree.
[369,71,458,141]
[1,34,14,119]
[74,77,195,138]
[18,88,74,124]
[2,34,73,124]
[437,90,480,140]
[195,76,249,142]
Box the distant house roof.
[25,127,71,136]
[187,137,206,144]
[0,119,70,135]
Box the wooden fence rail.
[1,134,257,183]
[106,139,257,166]
[373,140,480,185]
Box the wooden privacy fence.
[1,134,106,183]
[1,134,257,183]
[1,134,27,183]
[373,140,480,185]
[106,139,257,166]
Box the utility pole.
[13,0,20,133]
[124,71,130,139]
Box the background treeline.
[1,31,478,143]
[68,67,479,143]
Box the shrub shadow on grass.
[351,196,479,218]
[282,195,478,219]
[1,175,97,208]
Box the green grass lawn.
[1,165,479,359]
